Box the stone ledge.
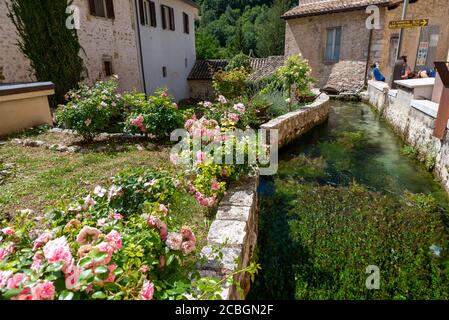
[261,92,330,147]
[198,174,260,300]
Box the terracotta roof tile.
[283,0,395,19]
[188,56,286,81]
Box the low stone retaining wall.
[198,175,259,300]
[364,82,449,193]
[261,92,330,147]
[198,94,331,300]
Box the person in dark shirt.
[400,56,412,79]
[371,63,385,82]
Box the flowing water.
[249,101,449,300]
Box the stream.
[249,100,449,300]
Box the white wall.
[136,0,197,101]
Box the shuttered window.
[139,0,156,27]
[183,12,189,34]
[161,5,175,31]
[89,0,114,19]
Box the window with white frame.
[325,27,341,62]
[161,5,175,31]
[139,0,156,27]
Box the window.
[104,60,113,76]
[139,0,156,27]
[161,5,175,31]
[89,0,115,19]
[185,58,188,69]
[325,27,341,62]
[162,66,167,78]
[183,12,189,34]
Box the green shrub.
[125,89,183,139]
[213,68,248,99]
[225,53,252,72]
[55,78,124,141]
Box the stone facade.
[284,0,449,88]
[198,175,260,300]
[261,92,330,147]
[0,0,142,92]
[366,81,449,194]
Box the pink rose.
[166,233,183,251]
[31,252,45,273]
[211,180,220,191]
[31,281,55,300]
[147,216,162,229]
[43,237,73,271]
[65,263,82,290]
[105,264,117,283]
[105,230,122,251]
[159,204,169,215]
[1,227,15,235]
[140,281,155,300]
[169,153,178,165]
[218,95,227,104]
[0,270,13,289]
[228,113,239,124]
[33,232,52,251]
[196,151,207,164]
[83,195,97,210]
[94,242,114,266]
[180,226,196,243]
[94,186,107,197]
[139,265,149,273]
[76,226,101,245]
[112,213,124,220]
[233,103,246,113]
[11,288,32,300]
[181,241,196,255]
[161,91,168,97]
[159,222,168,242]
[0,244,14,262]
[7,273,28,289]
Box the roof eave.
[180,0,199,9]
[282,2,392,20]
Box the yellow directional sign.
[389,19,429,29]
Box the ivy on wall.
[7,0,85,107]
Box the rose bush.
[125,89,184,139]
[171,98,266,209]
[55,77,125,141]
[0,169,222,300]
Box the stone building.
[0,0,198,100]
[283,0,449,91]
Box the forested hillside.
[195,0,297,59]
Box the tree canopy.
[195,0,297,59]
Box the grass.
[250,175,449,300]
[0,131,211,245]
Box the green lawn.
[0,131,211,245]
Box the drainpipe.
[396,0,409,60]
[134,0,147,95]
[364,29,374,86]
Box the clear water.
[250,100,449,300]
[270,100,448,203]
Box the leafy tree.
[8,0,84,107]
[196,31,227,59]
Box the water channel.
[249,100,449,300]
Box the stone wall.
[285,10,384,88]
[261,92,330,147]
[188,80,215,101]
[197,93,331,299]
[0,0,142,92]
[285,0,449,88]
[198,175,259,300]
[365,81,449,194]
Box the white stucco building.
[0,0,199,101]
[136,0,198,100]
